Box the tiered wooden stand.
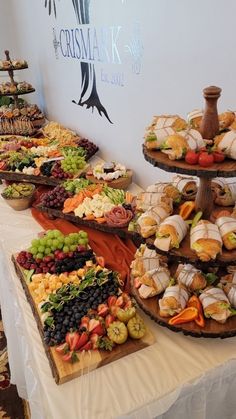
[131,86,236,338]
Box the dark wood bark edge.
[11,255,60,384]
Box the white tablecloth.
[1,188,236,419]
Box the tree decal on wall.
[43,0,112,123]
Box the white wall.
[1,0,236,187]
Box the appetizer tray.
[0,88,36,97]
[131,276,236,338]
[37,205,134,239]
[0,65,28,71]
[86,169,133,190]
[12,255,155,384]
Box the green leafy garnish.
[205,273,218,285]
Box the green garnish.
[191,211,203,228]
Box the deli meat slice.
[105,206,133,227]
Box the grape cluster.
[51,161,72,179]
[40,161,54,177]
[61,155,86,175]
[55,249,95,273]
[40,185,72,209]
[29,230,89,260]
[77,138,99,160]
[44,281,119,345]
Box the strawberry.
[62,351,78,363]
[92,323,105,337]
[55,342,69,354]
[121,292,131,303]
[79,316,90,331]
[107,295,117,308]
[97,303,109,317]
[88,318,100,333]
[80,341,92,351]
[65,331,80,351]
[90,333,100,349]
[105,314,115,329]
[76,331,89,350]
[109,305,119,317]
[115,295,125,307]
[123,300,132,309]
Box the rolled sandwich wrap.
[137,205,171,238]
[172,175,197,200]
[215,216,236,250]
[175,263,207,291]
[221,272,236,285]
[199,287,231,323]
[187,109,203,129]
[214,131,236,160]
[154,215,188,251]
[178,129,205,151]
[219,111,235,131]
[212,178,236,206]
[131,245,162,278]
[224,285,236,308]
[161,134,189,160]
[159,285,189,317]
[145,127,175,150]
[146,183,181,202]
[138,266,170,299]
[136,191,173,212]
[190,220,222,261]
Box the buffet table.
[1,189,236,419]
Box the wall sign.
[43,0,143,123]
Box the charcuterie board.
[12,255,155,384]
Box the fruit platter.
[130,86,236,338]
[86,161,133,190]
[37,178,137,237]
[12,229,154,384]
[0,124,98,186]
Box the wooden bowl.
[86,169,133,190]
[1,185,35,211]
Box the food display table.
[1,186,236,419]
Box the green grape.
[46,231,55,239]
[53,230,63,238]
[39,238,47,246]
[51,245,57,251]
[45,248,51,255]
[78,238,88,246]
[63,245,69,253]
[31,239,39,247]
[38,245,45,253]
[70,245,77,251]
[45,239,53,247]
[30,247,38,255]
[52,239,60,248]
[64,237,71,245]
[79,231,88,239]
[36,253,43,259]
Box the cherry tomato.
[185,150,199,165]
[198,152,214,167]
[213,151,225,163]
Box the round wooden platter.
[143,145,236,178]
[0,88,36,97]
[86,169,133,190]
[37,205,134,238]
[0,65,28,71]
[130,277,236,338]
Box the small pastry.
[214,131,236,159]
[144,114,187,150]
[138,266,170,299]
[154,215,188,251]
[160,134,188,160]
[159,285,189,317]
[187,109,203,130]
[199,287,231,323]
[137,204,171,238]
[215,216,236,250]
[172,174,198,200]
[175,263,207,292]
[145,127,175,150]
[136,191,173,212]
[218,111,235,131]
[190,220,222,261]
[146,182,181,203]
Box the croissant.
[190,220,222,261]
[175,263,207,292]
[199,287,231,324]
[154,215,188,251]
[137,205,171,238]
[172,175,198,200]
[215,216,236,250]
[159,285,189,317]
[146,182,181,203]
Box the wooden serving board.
[12,255,155,384]
[0,65,28,71]
[131,276,236,338]
[86,170,133,190]
[0,166,88,186]
[143,145,236,178]
[38,205,135,239]
[0,88,36,97]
